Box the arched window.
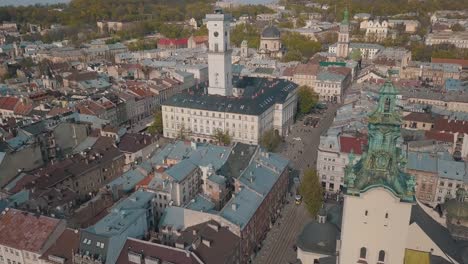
[360,247,367,259]
[365,210,368,216]
[385,212,389,219]
[378,250,386,262]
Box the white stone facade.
[363,19,389,40]
[339,188,413,264]
[425,32,468,49]
[162,89,297,145]
[206,12,233,96]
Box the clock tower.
[206,8,233,97]
[338,80,416,264]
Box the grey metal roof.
[163,76,297,115]
[296,221,339,255]
[261,25,280,38]
[410,204,468,263]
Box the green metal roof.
[344,80,416,203]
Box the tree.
[260,129,282,152]
[214,129,232,146]
[297,86,318,115]
[230,23,260,48]
[451,23,465,32]
[350,48,362,61]
[281,32,322,59]
[299,169,323,216]
[282,49,303,62]
[148,110,163,135]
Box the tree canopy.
[281,32,322,60]
[297,86,318,115]
[299,169,323,216]
[230,23,260,48]
[260,129,282,152]
[226,5,274,19]
[213,129,232,146]
[451,23,465,32]
[148,110,163,135]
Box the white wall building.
[162,9,298,145]
[206,10,233,97]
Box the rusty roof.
[0,209,63,252]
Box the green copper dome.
[344,80,415,203]
[341,8,350,25]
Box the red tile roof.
[191,35,208,44]
[425,131,454,143]
[0,209,63,252]
[0,97,19,111]
[40,228,80,264]
[13,101,33,116]
[339,135,367,155]
[47,107,72,117]
[327,66,352,77]
[403,112,434,123]
[433,118,468,134]
[431,58,468,69]
[158,38,188,46]
[294,63,319,76]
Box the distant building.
[361,18,389,41]
[157,38,189,49]
[96,21,133,34]
[426,31,468,49]
[336,9,350,58]
[259,25,284,59]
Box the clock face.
[214,31,219,37]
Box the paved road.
[253,104,340,264]
[253,197,310,264]
[279,104,340,173]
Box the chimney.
[231,203,237,211]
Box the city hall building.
[162,9,298,145]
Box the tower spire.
[342,7,349,25]
[344,81,415,203]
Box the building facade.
[339,81,416,264]
[206,9,233,97]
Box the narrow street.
[253,104,340,264]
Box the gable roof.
[116,238,203,264]
[410,204,468,264]
[0,209,63,252]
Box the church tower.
[240,40,248,58]
[206,8,233,97]
[339,81,416,264]
[337,8,350,58]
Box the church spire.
[344,81,415,203]
[341,7,349,25]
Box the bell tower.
[206,8,233,97]
[337,8,350,58]
[339,80,416,264]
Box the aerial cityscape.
[0,0,467,263]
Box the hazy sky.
[0,0,70,7]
